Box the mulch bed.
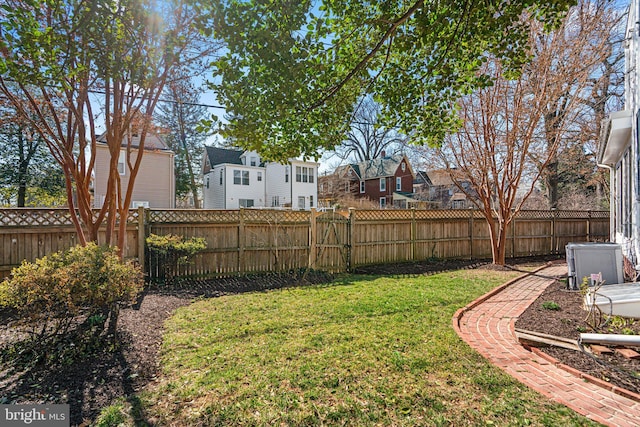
[515,277,640,396]
[2,257,639,425]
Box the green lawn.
[136,270,597,426]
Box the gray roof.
[205,146,244,166]
[96,132,170,151]
[340,155,406,180]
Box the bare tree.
[532,0,625,208]
[155,73,213,208]
[428,2,619,265]
[330,96,406,163]
[0,0,215,254]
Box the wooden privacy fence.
[0,207,609,280]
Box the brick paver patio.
[453,263,640,427]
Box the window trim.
[380,178,386,192]
[118,150,126,175]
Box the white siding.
[265,163,292,207]
[225,165,266,209]
[290,160,319,210]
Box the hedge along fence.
[0,207,610,280]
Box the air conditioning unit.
[566,242,624,290]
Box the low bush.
[0,243,143,342]
[146,233,207,284]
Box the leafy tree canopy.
[205,0,576,162]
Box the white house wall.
[265,163,292,208]
[290,160,319,210]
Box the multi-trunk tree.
[0,0,214,254]
[430,0,618,264]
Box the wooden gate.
[312,210,350,273]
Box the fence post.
[309,208,317,269]
[469,208,474,260]
[137,206,146,272]
[587,210,591,241]
[238,208,245,274]
[551,209,557,254]
[348,208,355,272]
[411,208,416,261]
[511,211,516,258]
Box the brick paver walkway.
[453,263,640,427]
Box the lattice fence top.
[149,209,240,224]
[241,209,309,224]
[0,209,75,227]
[353,209,414,221]
[0,208,138,227]
[317,211,349,222]
[414,209,480,220]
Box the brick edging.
[452,261,640,405]
[452,262,552,331]
[529,346,640,403]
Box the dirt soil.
[516,274,640,396]
[1,258,639,425]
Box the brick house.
[321,153,415,208]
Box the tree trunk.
[487,216,508,265]
[544,156,559,209]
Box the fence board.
[0,208,610,280]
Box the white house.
[202,146,319,210]
[598,1,638,265]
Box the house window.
[131,201,149,208]
[345,182,350,192]
[380,197,386,208]
[285,167,289,183]
[272,196,280,207]
[401,162,406,172]
[451,200,465,209]
[360,181,365,193]
[239,199,254,208]
[296,166,312,183]
[380,178,386,192]
[396,177,401,191]
[257,172,262,182]
[310,195,314,208]
[219,170,223,185]
[242,171,249,185]
[118,150,126,175]
[206,176,210,189]
[298,196,305,210]
[250,157,257,166]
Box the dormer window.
[401,162,406,172]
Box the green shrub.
[146,234,207,284]
[541,301,560,311]
[0,243,143,339]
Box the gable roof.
[335,154,414,180]
[414,170,432,186]
[205,146,244,167]
[426,169,455,186]
[96,132,170,151]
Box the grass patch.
[143,269,597,426]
